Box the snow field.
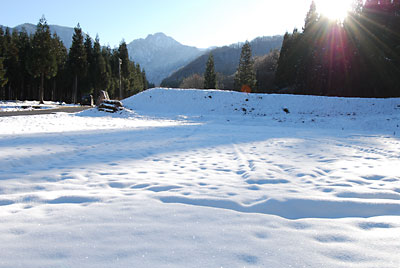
[0,88,400,267]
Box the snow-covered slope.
[123,88,400,133]
[125,88,400,116]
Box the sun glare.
[315,0,353,21]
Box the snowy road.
[0,89,400,267]
[0,106,91,117]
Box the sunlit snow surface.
[1,88,400,267]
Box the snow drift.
[123,88,400,117]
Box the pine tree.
[296,1,322,94]
[118,41,130,99]
[83,34,94,96]
[234,41,256,91]
[130,62,144,95]
[142,69,149,90]
[0,28,7,99]
[0,27,4,56]
[92,35,106,102]
[13,29,31,100]
[51,33,67,101]
[204,53,216,89]
[303,0,318,33]
[0,57,7,88]
[275,30,302,88]
[26,16,57,104]
[68,24,87,103]
[4,30,19,100]
[99,46,112,96]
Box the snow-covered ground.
[1,88,399,267]
[0,100,77,112]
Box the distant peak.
[145,32,172,40]
[152,32,167,37]
[142,32,181,47]
[18,23,35,26]
[14,23,35,29]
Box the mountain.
[161,35,284,88]
[127,33,204,85]
[1,23,79,49]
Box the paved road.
[0,106,92,117]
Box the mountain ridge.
[1,23,81,49]
[127,32,205,85]
[161,35,284,88]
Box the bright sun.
[315,0,353,21]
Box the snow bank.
[121,88,400,134]
[123,88,400,117]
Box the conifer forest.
[0,17,149,103]
[276,0,400,97]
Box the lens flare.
[315,0,353,21]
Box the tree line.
[175,43,279,93]
[0,16,149,103]
[275,0,400,97]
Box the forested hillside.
[161,36,283,89]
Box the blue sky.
[1,0,312,48]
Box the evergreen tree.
[296,1,321,94]
[99,46,112,96]
[141,69,149,90]
[109,48,121,98]
[17,30,31,99]
[92,35,106,102]
[26,16,57,103]
[118,41,130,99]
[84,34,94,95]
[68,23,87,103]
[51,33,67,101]
[303,0,318,33]
[275,29,302,89]
[0,27,4,56]
[234,41,256,91]
[204,53,217,89]
[0,57,7,88]
[4,29,19,100]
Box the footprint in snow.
[147,185,182,192]
[358,222,393,230]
